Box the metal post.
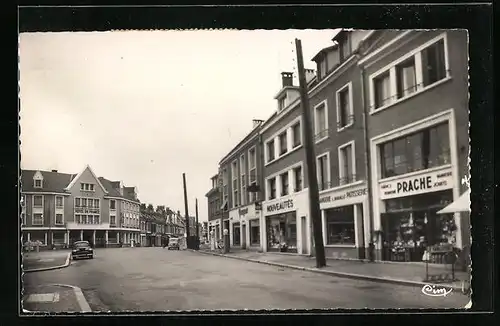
[295,38,326,268]
[195,198,200,250]
[182,173,191,249]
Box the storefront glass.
[249,219,260,245]
[325,206,355,245]
[232,223,241,246]
[381,190,455,262]
[266,212,297,252]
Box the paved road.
[23,248,468,311]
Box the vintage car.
[71,240,94,260]
[167,237,180,250]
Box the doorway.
[301,216,307,255]
[242,224,247,248]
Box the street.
[23,248,469,311]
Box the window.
[280,173,289,196]
[21,195,25,207]
[336,83,353,130]
[56,196,63,208]
[81,183,95,191]
[240,155,246,206]
[21,213,26,226]
[279,132,288,155]
[33,213,43,225]
[267,140,275,162]
[380,123,450,178]
[110,216,116,225]
[396,57,417,98]
[232,161,239,208]
[33,195,43,207]
[422,39,446,87]
[34,179,42,188]
[374,72,391,109]
[292,122,301,148]
[248,148,257,203]
[314,101,328,141]
[110,200,116,210]
[339,142,355,185]
[293,166,303,192]
[325,206,355,245]
[268,177,276,200]
[278,94,287,111]
[338,35,351,62]
[55,214,63,225]
[317,153,330,191]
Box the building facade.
[358,30,470,263]
[21,165,140,249]
[219,120,265,250]
[206,174,222,241]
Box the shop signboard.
[379,168,454,200]
[264,198,294,215]
[319,183,368,209]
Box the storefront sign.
[320,188,367,204]
[239,207,249,216]
[379,168,454,200]
[265,199,294,214]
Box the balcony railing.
[337,114,355,130]
[314,128,329,141]
[75,207,100,214]
[318,174,358,191]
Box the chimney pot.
[281,72,294,88]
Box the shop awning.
[437,189,471,214]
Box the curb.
[192,250,466,293]
[24,253,72,273]
[49,284,92,312]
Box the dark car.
[71,241,94,260]
[167,237,180,250]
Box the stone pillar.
[80,230,83,241]
[105,230,109,247]
[92,230,96,247]
[66,230,70,247]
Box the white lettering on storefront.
[266,199,294,213]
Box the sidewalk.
[196,248,471,293]
[22,284,91,313]
[23,250,71,272]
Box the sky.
[19,29,339,222]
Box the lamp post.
[182,173,191,249]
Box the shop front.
[376,167,459,263]
[319,182,369,260]
[262,190,310,255]
[229,202,262,250]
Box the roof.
[205,187,220,198]
[273,85,300,100]
[311,44,339,62]
[64,165,108,194]
[99,177,140,203]
[21,169,74,193]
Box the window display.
[325,206,355,245]
[249,219,260,245]
[266,212,297,252]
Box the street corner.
[23,253,71,272]
[22,284,91,313]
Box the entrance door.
[242,224,247,248]
[301,216,307,255]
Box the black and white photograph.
[19,27,474,312]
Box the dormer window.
[34,179,42,188]
[278,94,287,111]
[33,171,44,188]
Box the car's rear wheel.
[89,255,94,259]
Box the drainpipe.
[360,66,376,262]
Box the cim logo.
[421,284,453,297]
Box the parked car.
[71,241,94,260]
[167,237,180,250]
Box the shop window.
[380,122,450,178]
[266,214,297,252]
[325,206,355,245]
[250,220,260,245]
[396,57,417,99]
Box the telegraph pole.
[195,198,200,250]
[295,38,326,268]
[182,173,191,249]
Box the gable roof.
[21,169,75,193]
[99,178,140,203]
[64,165,108,194]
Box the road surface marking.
[39,259,55,262]
[26,293,60,303]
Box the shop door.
[301,216,307,255]
[242,224,247,248]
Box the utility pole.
[295,38,326,268]
[195,198,200,250]
[182,173,191,249]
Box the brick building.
[21,165,140,249]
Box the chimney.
[305,69,316,84]
[252,119,264,129]
[51,169,58,173]
[281,72,293,88]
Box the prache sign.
[379,168,454,200]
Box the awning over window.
[437,189,470,214]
